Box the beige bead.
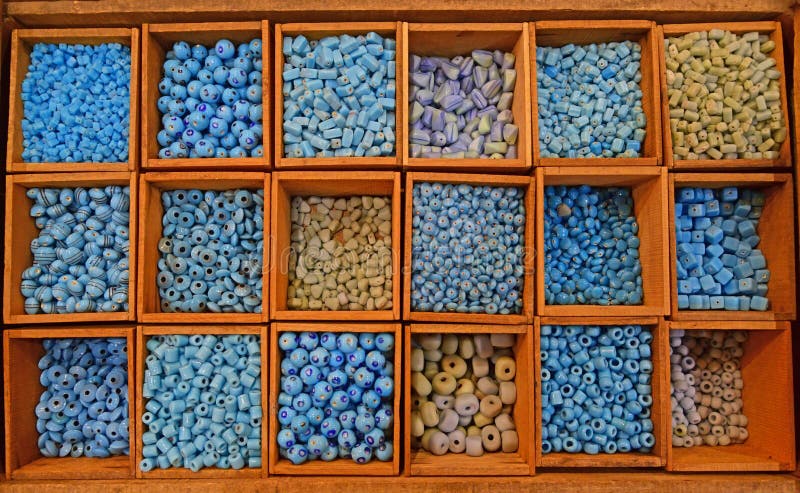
[474,335,494,358]
[467,426,482,437]
[465,435,484,457]
[432,372,457,395]
[459,336,476,359]
[410,411,425,437]
[441,355,468,378]
[448,430,467,453]
[419,334,442,350]
[501,430,519,453]
[411,372,432,397]
[499,381,517,405]
[441,334,459,355]
[472,357,490,378]
[420,401,440,427]
[455,378,475,396]
[494,356,516,381]
[490,333,516,348]
[479,395,503,419]
[476,377,499,396]
[481,425,502,452]
[411,348,425,372]
[495,413,515,432]
[473,412,493,428]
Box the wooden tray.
[274,22,403,169]
[666,321,795,471]
[269,171,401,321]
[402,23,532,173]
[4,325,137,480]
[268,322,402,475]
[659,22,791,170]
[531,21,662,167]
[534,316,669,468]
[535,167,670,317]
[668,173,796,321]
[136,171,270,323]
[142,22,271,170]
[135,324,268,478]
[6,28,140,174]
[4,172,139,325]
[404,323,535,476]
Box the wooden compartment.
[668,173,795,321]
[667,321,795,471]
[136,325,268,478]
[404,172,534,324]
[269,171,401,321]
[136,171,269,323]
[4,326,136,480]
[142,22,270,170]
[269,322,402,475]
[534,316,668,468]
[659,22,791,170]
[404,323,535,476]
[4,172,138,325]
[402,23,532,173]
[531,21,662,167]
[274,22,403,169]
[535,167,669,317]
[6,28,140,174]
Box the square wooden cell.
[7,28,140,174]
[274,22,403,169]
[269,322,401,475]
[136,172,270,323]
[531,21,662,167]
[535,317,668,468]
[4,172,138,325]
[136,325,268,478]
[402,23,532,173]
[667,321,794,471]
[142,22,270,170]
[405,324,534,476]
[659,22,790,170]
[668,173,795,321]
[269,171,401,321]
[4,326,136,480]
[535,167,669,317]
[404,172,534,324]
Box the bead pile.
[541,325,655,455]
[281,32,396,158]
[157,38,263,159]
[408,50,519,159]
[277,332,395,465]
[664,30,786,160]
[410,334,519,457]
[36,338,130,458]
[140,334,262,472]
[675,187,769,311]
[536,41,646,158]
[670,330,749,447]
[156,189,264,314]
[21,186,131,315]
[544,185,643,306]
[21,43,132,163]
[287,195,393,311]
[411,182,526,314]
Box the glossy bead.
[159,39,262,159]
[278,332,394,464]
